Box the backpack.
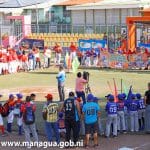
[23,104,35,125]
[64,98,76,120]
[1,102,9,117]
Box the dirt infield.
[0,86,74,101]
[0,132,150,150]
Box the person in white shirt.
[44,46,51,68]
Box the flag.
[127,86,132,101]
[72,56,80,73]
[65,52,69,68]
[113,78,118,102]
[122,80,128,95]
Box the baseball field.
[0,67,150,150]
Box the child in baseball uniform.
[128,94,139,132]
[7,94,15,133]
[13,93,24,135]
[136,93,145,130]
[105,94,118,138]
[0,94,6,136]
[117,94,126,133]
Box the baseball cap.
[108,94,114,101]
[122,93,127,99]
[118,94,123,100]
[131,94,136,99]
[9,94,14,99]
[45,94,53,100]
[59,112,63,118]
[93,97,100,102]
[87,94,94,101]
[136,93,141,99]
[105,94,111,98]
[16,93,23,99]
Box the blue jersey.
[105,102,117,115]
[117,101,124,111]
[57,71,66,85]
[137,99,145,110]
[128,100,139,111]
[82,102,100,124]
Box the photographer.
[75,72,88,104]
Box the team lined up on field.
[0,83,149,147]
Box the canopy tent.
[0,0,46,8]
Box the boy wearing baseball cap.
[82,94,100,147]
[42,93,60,144]
[105,94,118,138]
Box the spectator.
[82,94,100,147]
[75,72,87,104]
[61,92,81,145]
[42,93,60,143]
[145,82,150,133]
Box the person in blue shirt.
[117,94,126,133]
[105,94,118,138]
[82,94,100,148]
[128,94,139,132]
[56,65,66,101]
[136,93,145,130]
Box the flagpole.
[121,78,123,93]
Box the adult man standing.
[61,92,81,144]
[145,83,150,133]
[53,43,62,65]
[82,94,100,147]
[42,93,60,143]
[75,72,87,104]
[56,65,66,101]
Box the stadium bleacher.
[26,33,104,47]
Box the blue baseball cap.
[16,93,23,99]
[122,93,127,99]
[136,93,141,99]
[9,94,14,99]
[118,94,123,100]
[87,94,94,101]
[105,94,111,98]
[59,112,63,118]
[131,94,136,99]
[108,95,114,101]
[93,97,100,102]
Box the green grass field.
[0,67,149,134]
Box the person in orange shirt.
[22,51,29,71]
[70,42,77,61]
[7,94,15,132]
[53,43,62,65]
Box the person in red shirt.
[53,43,62,65]
[70,42,77,61]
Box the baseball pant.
[29,59,34,70]
[85,57,91,67]
[0,114,4,126]
[93,57,98,66]
[117,111,126,131]
[58,85,65,101]
[129,111,139,132]
[138,109,145,119]
[0,63,2,74]
[145,105,150,132]
[56,53,61,65]
[105,114,117,137]
[98,118,104,135]
[23,123,38,143]
[70,52,76,61]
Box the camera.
[83,71,90,81]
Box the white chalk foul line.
[133,143,150,150]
